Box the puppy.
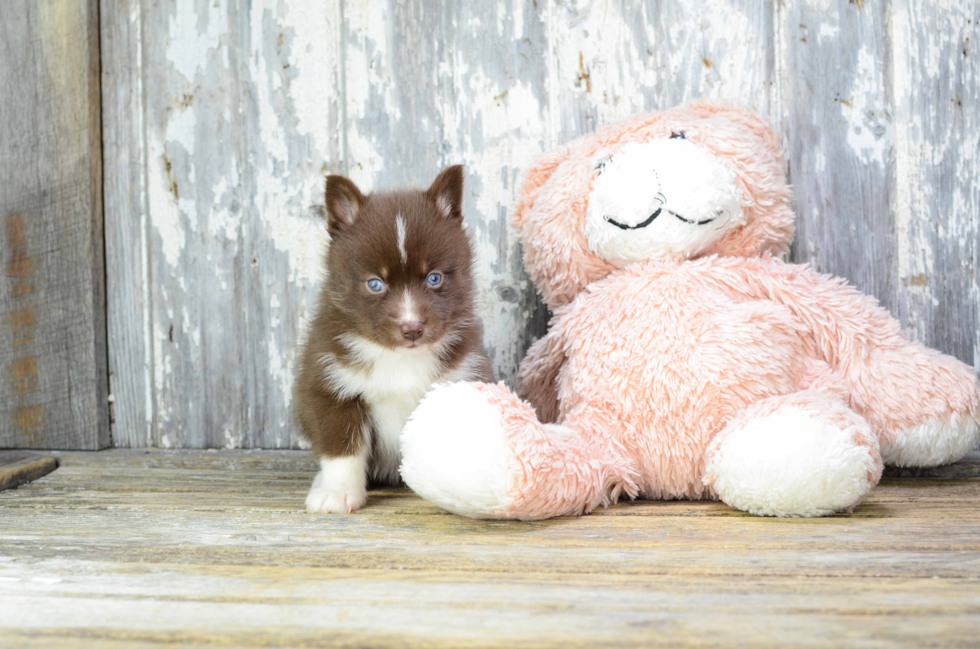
[294,165,493,513]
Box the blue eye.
[366,278,385,293]
[426,272,443,288]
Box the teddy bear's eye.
[670,131,686,140]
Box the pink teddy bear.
[400,102,980,520]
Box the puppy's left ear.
[325,175,366,237]
[427,165,464,220]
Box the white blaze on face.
[400,288,419,323]
[584,138,745,267]
[395,214,408,265]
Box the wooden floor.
[1,450,979,648]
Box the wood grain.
[0,0,108,449]
[102,0,344,448]
[0,453,58,490]
[891,0,980,367]
[549,1,778,133]
[100,0,152,447]
[779,0,898,311]
[1,450,979,647]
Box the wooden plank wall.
[891,1,980,366]
[101,0,980,449]
[0,0,109,450]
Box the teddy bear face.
[584,136,746,267]
[514,103,796,310]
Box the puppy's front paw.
[305,455,369,514]
[305,486,367,514]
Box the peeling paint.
[842,46,891,166]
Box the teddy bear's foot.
[704,394,883,517]
[880,412,980,468]
[400,381,634,520]
[399,381,521,518]
[854,343,980,467]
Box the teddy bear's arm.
[516,328,567,424]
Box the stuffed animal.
[400,102,980,520]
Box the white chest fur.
[320,334,478,482]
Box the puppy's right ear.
[325,175,366,237]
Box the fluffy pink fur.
[400,103,980,520]
[474,382,639,519]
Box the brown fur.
[515,330,564,424]
[294,166,493,479]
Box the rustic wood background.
[2,0,977,449]
[0,0,109,450]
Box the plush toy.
[400,102,980,520]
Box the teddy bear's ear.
[512,143,575,231]
[722,108,783,162]
[685,101,784,163]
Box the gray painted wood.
[0,0,109,450]
[102,0,979,448]
[101,0,152,447]
[104,1,344,448]
[891,0,980,368]
[550,1,778,134]
[780,0,898,316]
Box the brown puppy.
[294,165,493,513]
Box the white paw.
[707,405,880,517]
[305,455,368,514]
[882,413,980,467]
[400,382,519,517]
[305,486,367,514]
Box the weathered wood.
[0,0,108,449]
[549,1,778,133]
[102,0,344,448]
[891,0,980,369]
[1,450,980,647]
[100,0,152,447]
[0,453,58,490]
[779,1,898,313]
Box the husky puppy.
[294,165,493,513]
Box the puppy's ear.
[325,175,366,237]
[426,165,464,220]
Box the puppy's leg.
[306,453,369,514]
[297,390,371,514]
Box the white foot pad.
[882,413,980,468]
[400,382,519,517]
[305,456,368,514]
[707,405,879,517]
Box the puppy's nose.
[400,321,425,342]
